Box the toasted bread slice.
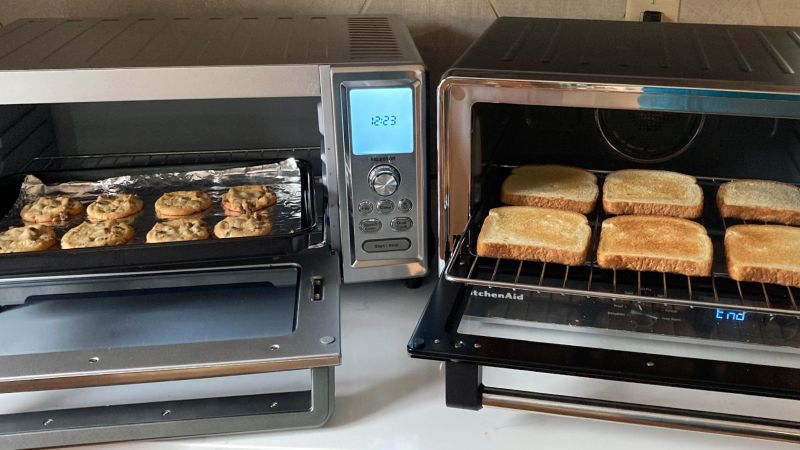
[717,179,800,225]
[597,215,712,276]
[725,224,800,287]
[500,165,598,214]
[603,169,703,218]
[476,206,591,266]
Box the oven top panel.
[0,16,422,70]
[447,17,800,91]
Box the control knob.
[369,165,400,197]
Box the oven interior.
[449,103,800,367]
[0,97,341,444]
[0,98,326,273]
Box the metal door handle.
[482,386,800,443]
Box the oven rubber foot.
[405,277,423,289]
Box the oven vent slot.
[347,17,402,60]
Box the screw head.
[473,342,482,349]
[270,344,280,351]
[320,336,335,345]
[42,419,53,427]
[162,409,171,417]
[88,357,99,364]
[270,401,279,408]
[454,340,465,349]
[646,361,655,367]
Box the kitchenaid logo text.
[472,289,524,301]
[369,156,396,163]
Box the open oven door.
[0,246,340,449]
[409,221,800,443]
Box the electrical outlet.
[625,0,681,22]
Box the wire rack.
[19,147,321,172]
[445,168,800,317]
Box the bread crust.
[717,180,800,225]
[724,224,800,288]
[602,198,703,218]
[718,204,800,225]
[476,240,588,266]
[596,215,712,277]
[726,263,800,288]
[500,193,596,215]
[596,253,711,277]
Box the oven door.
[410,228,800,442]
[0,246,340,449]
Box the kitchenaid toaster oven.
[0,15,425,448]
[410,17,800,442]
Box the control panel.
[334,71,427,282]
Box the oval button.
[390,217,413,232]
[363,238,412,253]
[359,218,381,233]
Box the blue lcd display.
[349,87,414,155]
[715,309,746,321]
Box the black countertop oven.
[410,17,800,442]
[0,16,426,448]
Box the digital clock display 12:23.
[371,115,397,126]
[349,86,414,155]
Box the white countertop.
[54,276,800,450]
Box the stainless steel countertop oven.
[410,17,800,443]
[0,16,426,448]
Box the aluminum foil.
[0,158,305,245]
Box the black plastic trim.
[408,273,800,400]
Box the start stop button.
[362,238,411,253]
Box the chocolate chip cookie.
[221,185,277,216]
[21,196,84,225]
[0,225,56,253]
[154,190,213,219]
[86,194,144,221]
[61,220,135,249]
[213,213,272,238]
[146,218,210,243]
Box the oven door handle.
[483,387,800,443]
[446,362,800,443]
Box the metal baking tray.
[0,154,316,279]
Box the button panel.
[391,217,413,232]
[362,238,412,253]
[359,218,381,233]
[377,199,395,214]
[357,201,374,215]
